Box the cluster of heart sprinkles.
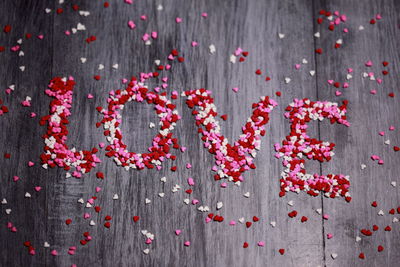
[275,98,351,201]
[39,77,101,178]
[185,88,277,183]
[0,98,8,116]
[97,76,181,170]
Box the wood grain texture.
[313,0,400,266]
[0,0,399,266]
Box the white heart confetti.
[79,11,90,17]
[77,23,86,31]
[209,44,216,54]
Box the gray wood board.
[0,0,399,266]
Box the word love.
[40,76,350,200]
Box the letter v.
[40,76,101,178]
[185,89,277,183]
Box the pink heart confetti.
[187,177,195,186]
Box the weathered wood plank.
[0,1,54,266]
[313,0,400,266]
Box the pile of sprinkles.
[185,88,277,183]
[39,77,101,178]
[0,1,399,266]
[274,98,351,201]
[97,76,181,170]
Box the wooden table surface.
[0,0,399,266]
